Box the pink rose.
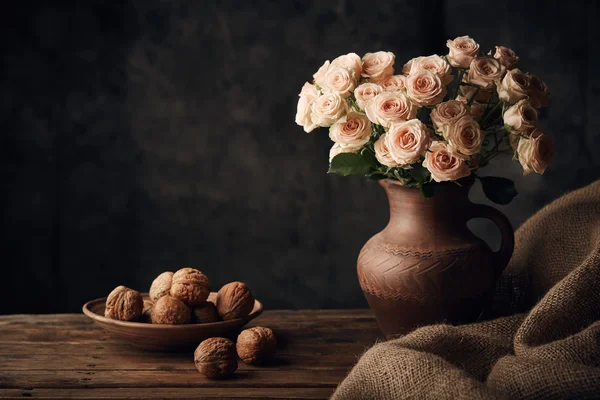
[446,36,480,68]
[354,83,383,110]
[517,129,555,175]
[329,112,372,148]
[409,54,454,85]
[323,66,356,98]
[445,116,483,156]
[329,142,359,163]
[503,99,538,132]
[295,82,319,133]
[494,46,519,70]
[430,100,468,134]
[459,85,493,103]
[310,92,347,127]
[380,75,407,91]
[496,69,529,104]
[365,91,416,128]
[401,58,415,75]
[526,73,549,109]
[467,56,506,89]
[313,60,330,87]
[361,51,395,81]
[331,53,362,79]
[406,69,447,106]
[385,119,431,165]
[423,141,471,182]
[455,94,487,119]
[374,134,398,167]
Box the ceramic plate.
[82,292,263,351]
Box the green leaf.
[410,164,430,184]
[366,172,387,180]
[328,153,375,177]
[360,148,379,168]
[420,182,435,198]
[479,176,518,205]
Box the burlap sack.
[333,180,600,400]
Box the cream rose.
[406,69,447,106]
[402,57,416,75]
[329,112,372,148]
[329,142,359,163]
[374,134,399,167]
[496,68,529,104]
[380,75,406,91]
[311,92,347,127]
[409,54,454,85]
[423,141,470,182]
[446,36,480,68]
[430,100,468,134]
[503,99,538,132]
[455,94,486,119]
[295,82,320,133]
[354,83,383,110]
[469,101,486,119]
[385,119,431,165]
[459,84,493,103]
[468,56,506,88]
[494,46,519,70]
[526,73,549,109]
[331,53,362,79]
[445,116,483,156]
[361,51,395,81]
[313,60,330,87]
[323,66,356,98]
[517,129,555,175]
[365,91,416,128]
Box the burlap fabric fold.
[333,180,600,400]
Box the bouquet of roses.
[294,35,555,203]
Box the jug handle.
[469,204,515,278]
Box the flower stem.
[466,87,480,106]
[452,70,464,99]
[480,101,503,127]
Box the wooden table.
[0,310,380,399]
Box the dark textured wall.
[2,0,599,313]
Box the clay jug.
[357,178,514,338]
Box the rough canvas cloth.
[333,180,600,400]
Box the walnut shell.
[149,271,173,303]
[236,326,277,365]
[216,281,254,321]
[104,286,143,321]
[170,268,210,306]
[139,299,154,323]
[192,302,220,324]
[150,295,191,325]
[194,337,237,379]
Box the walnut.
[150,295,191,325]
[192,302,220,324]
[194,337,237,379]
[170,268,210,306]
[236,326,277,365]
[216,281,255,321]
[104,286,143,321]
[149,271,173,303]
[139,299,154,323]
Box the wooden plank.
[0,341,371,357]
[0,369,347,389]
[0,348,366,371]
[0,387,334,400]
[0,315,379,345]
[0,310,375,324]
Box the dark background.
[2,0,599,314]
